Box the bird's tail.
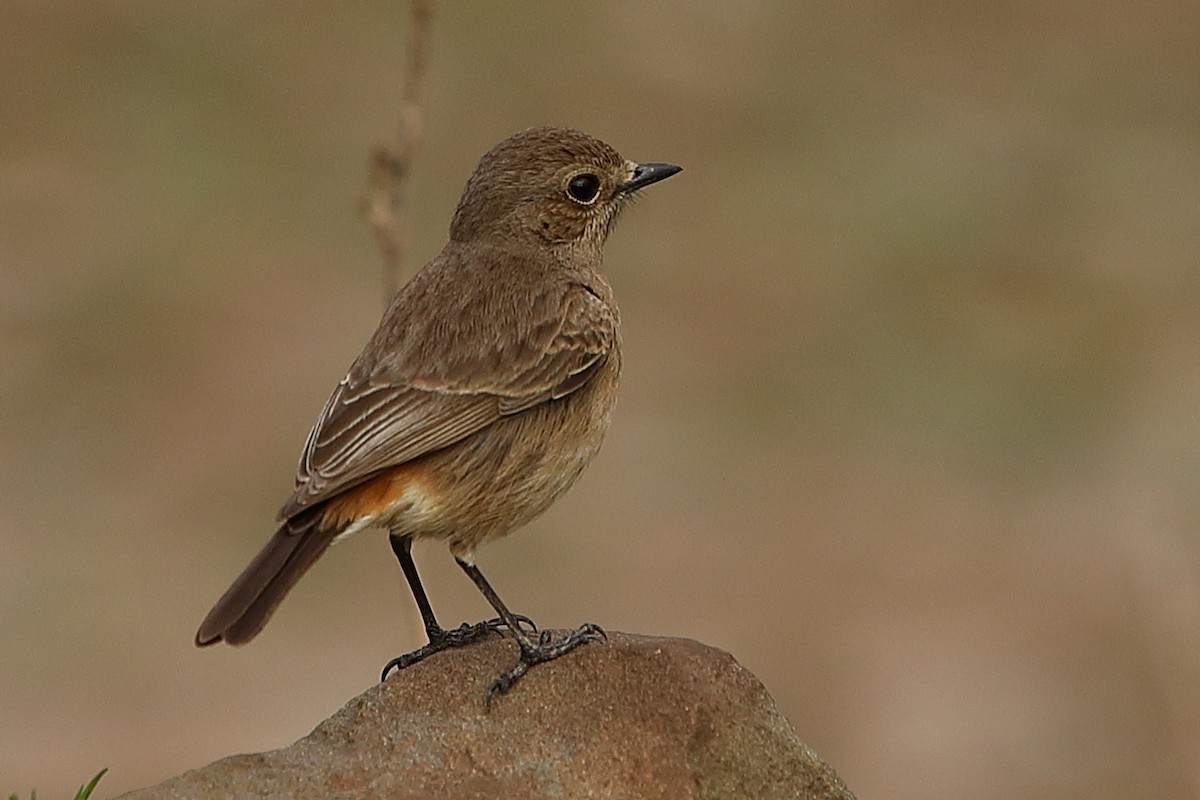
[195,509,339,647]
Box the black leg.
[391,533,441,636]
[456,557,606,704]
[380,534,536,681]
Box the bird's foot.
[380,613,539,681]
[485,622,607,706]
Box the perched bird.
[196,126,680,699]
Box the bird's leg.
[455,557,606,704]
[380,534,534,680]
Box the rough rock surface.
[121,632,855,799]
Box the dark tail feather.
[196,510,339,647]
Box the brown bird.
[196,126,680,699]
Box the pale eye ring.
[566,173,601,204]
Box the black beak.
[620,161,682,193]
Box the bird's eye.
[566,173,601,204]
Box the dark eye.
[566,173,601,204]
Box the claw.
[478,613,539,635]
[485,660,528,707]
[484,621,606,707]
[582,622,607,642]
[381,614,540,682]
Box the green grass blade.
[73,770,107,800]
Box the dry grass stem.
[366,0,433,302]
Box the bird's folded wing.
[278,283,616,520]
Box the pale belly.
[368,355,620,556]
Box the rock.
[121,632,854,799]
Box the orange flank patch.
[319,462,432,530]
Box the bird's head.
[449,126,680,251]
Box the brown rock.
[122,632,854,799]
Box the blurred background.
[3,2,1199,797]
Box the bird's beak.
[620,162,682,193]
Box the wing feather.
[278,280,616,520]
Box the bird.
[195,126,680,700]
